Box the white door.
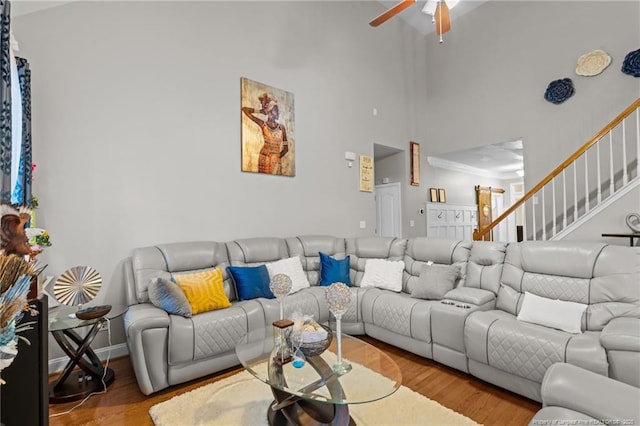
[508,182,524,242]
[491,192,505,242]
[375,183,402,238]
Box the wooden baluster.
[636,109,640,177]
[596,137,602,204]
[584,151,590,213]
[562,169,567,230]
[522,199,528,241]
[532,194,537,241]
[551,178,556,237]
[609,131,615,196]
[541,186,546,240]
[573,162,578,222]
[622,119,628,185]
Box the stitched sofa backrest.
[463,241,508,295]
[285,235,347,286]
[346,237,408,286]
[131,241,232,303]
[225,237,289,266]
[403,238,471,293]
[498,241,640,331]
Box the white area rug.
[149,368,479,426]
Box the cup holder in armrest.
[440,300,471,309]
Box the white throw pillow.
[517,291,587,334]
[360,259,405,292]
[266,257,310,294]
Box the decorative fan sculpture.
[53,266,102,306]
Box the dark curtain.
[0,0,11,203]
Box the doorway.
[375,183,402,238]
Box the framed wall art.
[240,77,295,177]
[438,188,446,203]
[429,188,438,202]
[360,155,373,192]
[410,142,420,186]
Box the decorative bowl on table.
[286,324,333,357]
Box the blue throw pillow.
[319,252,351,286]
[227,265,274,301]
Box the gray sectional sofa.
[122,235,640,412]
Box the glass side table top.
[48,304,128,332]
[236,327,402,405]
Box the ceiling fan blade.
[435,1,451,35]
[369,0,416,27]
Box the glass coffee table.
[236,327,402,425]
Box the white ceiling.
[428,139,524,180]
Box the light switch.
[409,220,415,227]
[359,221,366,229]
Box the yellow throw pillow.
[174,268,231,315]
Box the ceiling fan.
[369,0,458,41]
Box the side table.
[48,304,127,403]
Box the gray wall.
[12,1,639,360]
[423,1,640,187]
[12,1,428,358]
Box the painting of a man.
[241,78,295,176]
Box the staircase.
[474,98,640,242]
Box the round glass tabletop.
[236,327,402,405]
[48,304,128,332]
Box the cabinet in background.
[425,203,478,240]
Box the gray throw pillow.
[411,264,459,300]
[148,277,193,317]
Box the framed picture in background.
[240,77,295,177]
[429,188,438,202]
[438,188,447,203]
[410,142,420,186]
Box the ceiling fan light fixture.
[421,0,460,16]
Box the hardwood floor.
[49,337,540,425]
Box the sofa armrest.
[124,304,170,395]
[444,287,496,307]
[601,317,640,352]
[539,363,640,423]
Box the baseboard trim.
[49,343,129,373]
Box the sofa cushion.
[517,291,587,334]
[360,259,404,292]
[227,265,274,301]
[319,252,351,286]
[148,277,192,317]
[266,256,310,293]
[347,237,407,286]
[174,269,232,315]
[402,238,471,294]
[411,264,459,300]
[285,236,347,286]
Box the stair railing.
[473,97,640,241]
